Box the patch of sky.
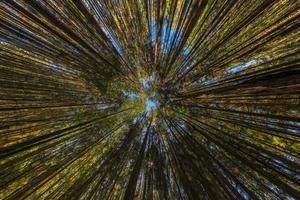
[122,90,140,99]
[48,63,61,72]
[219,166,250,200]
[59,41,82,55]
[165,126,172,134]
[82,96,100,104]
[178,120,186,129]
[151,20,157,46]
[102,29,124,56]
[96,104,116,110]
[71,46,81,55]
[146,96,159,112]
[286,128,299,134]
[287,121,300,127]
[272,158,288,168]
[151,20,183,51]
[183,47,190,57]
[143,80,151,90]
[111,36,124,56]
[267,123,277,129]
[142,74,155,90]
[202,79,220,86]
[0,38,10,45]
[285,121,300,135]
[226,59,262,75]
[286,197,296,200]
[269,186,281,196]
[133,116,140,124]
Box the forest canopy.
[0,0,300,199]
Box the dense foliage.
[1,0,300,199]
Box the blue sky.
[151,20,182,50]
[145,97,158,112]
[226,59,261,74]
[123,90,158,112]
